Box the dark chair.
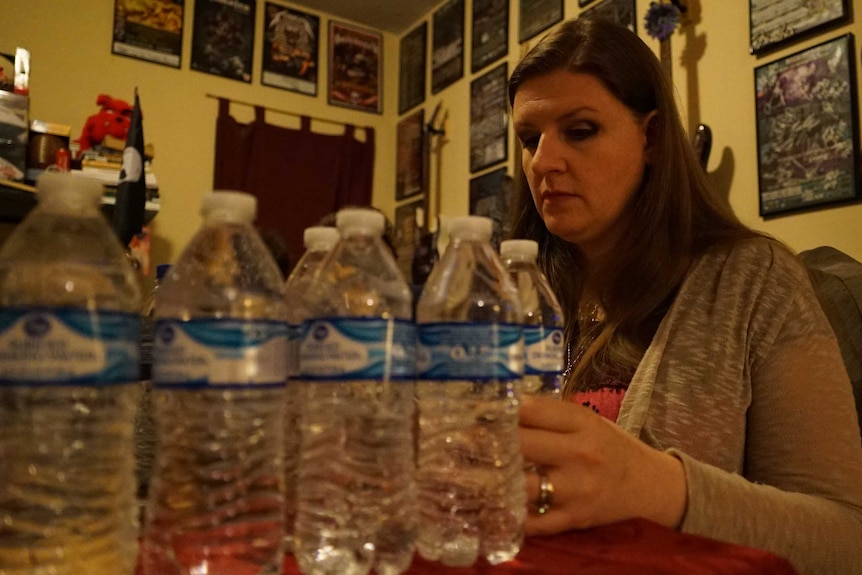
[799,246,862,443]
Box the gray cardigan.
[616,238,862,575]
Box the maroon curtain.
[213,98,374,266]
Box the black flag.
[112,88,146,247]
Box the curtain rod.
[205,93,366,129]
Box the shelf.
[0,178,160,225]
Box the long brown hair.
[508,17,759,395]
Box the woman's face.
[513,70,654,262]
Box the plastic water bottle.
[140,191,288,575]
[0,171,142,575]
[500,240,565,397]
[136,263,170,507]
[282,225,339,553]
[415,215,526,567]
[295,208,417,575]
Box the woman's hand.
[520,395,688,536]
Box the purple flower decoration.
[644,1,681,41]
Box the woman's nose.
[530,134,565,175]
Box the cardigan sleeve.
[673,242,862,575]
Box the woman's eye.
[519,135,539,151]
[566,126,596,141]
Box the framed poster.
[470,63,509,173]
[396,109,425,201]
[394,198,424,282]
[112,0,183,68]
[191,0,255,82]
[581,0,636,32]
[472,0,509,74]
[519,0,564,43]
[469,167,513,250]
[328,22,383,114]
[754,34,859,217]
[399,22,427,114]
[261,3,319,96]
[750,0,850,55]
[432,0,465,94]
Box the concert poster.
[328,21,383,114]
[112,0,184,68]
[472,0,509,74]
[261,3,319,96]
[190,0,255,82]
[432,0,465,94]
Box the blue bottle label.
[153,319,288,388]
[0,308,140,386]
[417,322,523,381]
[299,318,416,381]
[524,326,565,375]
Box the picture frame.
[581,0,637,32]
[471,0,509,74]
[112,0,184,68]
[261,3,319,96]
[328,21,383,114]
[754,34,859,217]
[191,0,255,82]
[396,109,425,201]
[432,0,465,94]
[469,167,513,251]
[399,22,427,114]
[470,63,509,174]
[519,0,564,43]
[394,198,424,282]
[750,0,850,56]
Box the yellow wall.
[3,0,861,278]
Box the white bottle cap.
[36,171,103,209]
[336,208,384,237]
[448,215,493,242]
[500,239,538,261]
[304,226,340,250]
[202,190,257,223]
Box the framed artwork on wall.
[469,167,513,250]
[394,198,424,282]
[518,0,564,43]
[261,3,319,96]
[399,22,427,114]
[750,0,850,56]
[112,0,184,68]
[191,0,255,82]
[432,0,465,94]
[580,0,636,32]
[328,21,383,114]
[470,63,509,173]
[471,0,509,74]
[396,109,425,201]
[754,34,859,217]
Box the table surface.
[281,518,800,575]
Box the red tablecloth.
[283,519,799,575]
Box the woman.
[509,17,862,575]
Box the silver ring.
[535,467,554,515]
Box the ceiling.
[289,0,440,34]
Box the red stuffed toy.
[76,94,133,156]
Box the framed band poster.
[261,3,319,96]
[394,198,423,281]
[432,0,465,94]
[519,0,563,43]
[470,62,508,173]
[191,0,255,82]
[396,109,425,201]
[472,0,509,74]
[754,34,859,216]
[112,0,183,68]
[328,21,383,114]
[469,167,513,250]
[750,0,849,55]
[399,22,427,114]
[581,0,636,32]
